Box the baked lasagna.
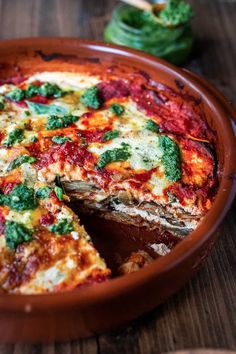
[0,66,217,293]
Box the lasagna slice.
[0,180,110,294]
[0,117,110,294]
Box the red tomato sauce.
[166,184,195,205]
[0,181,17,194]
[0,75,25,86]
[7,99,27,108]
[40,214,54,227]
[98,80,130,101]
[27,142,42,158]
[130,85,207,138]
[35,141,94,169]
[0,131,5,143]
[129,169,155,189]
[96,168,114,189]
[77,128,110,144]
[28,95,48,104]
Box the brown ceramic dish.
[0,38,235,343]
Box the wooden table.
[0,0,235,353]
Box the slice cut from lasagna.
[0,180,110,294]
[0,68,217,293]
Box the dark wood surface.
[0,0,235,353]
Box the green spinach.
[46,114,78,130]
[38,82,63,98]
[145,119,160,133]
[49,218,74,235]
[54,186,63,201]
[102,130,119,142]
[3,128,24,147]
[4,221,33,250]
[35,186,52,199]
[110,103,124,116]
[159,135,182,182]
[52,136,72,144]
[0,184,38,211]
[27,101,69,115]
[96,142,131,169]
[80,86,102,109]
[7,155,36,172]
[5,88,25,102]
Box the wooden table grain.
[0,0,235,353]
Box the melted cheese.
[6,209,37,229]
[89,132,163,171]
[113,99,150,133]
[27,72,101,90]
[148,172,170,197]
[0,148,9,176]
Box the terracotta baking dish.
[0,38,235,343]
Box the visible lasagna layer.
[0,185,110,293]
[0,69,217,293]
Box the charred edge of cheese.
[17,241,109,295]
